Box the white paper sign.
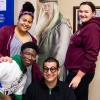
[0,0,6,11]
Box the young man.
[25,57,76,100]
[0,42,40,100]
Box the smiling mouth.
[23,26,29,30]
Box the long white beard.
[33,10,52,43]
[33,3,59,44]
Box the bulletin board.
[0,0,14,27]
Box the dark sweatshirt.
[64,17,100,73]
[24,79,76,100]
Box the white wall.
[59,0,100,30]
[14,0,100,31]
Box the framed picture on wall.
[73,6,100,33]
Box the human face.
[79,5,95,23]
[21,48,37,67]
[17,14,33,32]
[43,62,60,84]
[42,2,54,14]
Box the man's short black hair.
[21,42,39,54]
[43,57,59,68]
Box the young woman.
[0,2,36,57]
[65,1,100,100]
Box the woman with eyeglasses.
[24,57,76,100]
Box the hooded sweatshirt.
[64,17,100,73]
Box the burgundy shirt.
[64,17,100,73]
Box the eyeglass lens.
[43,67,58,73]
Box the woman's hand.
[69,70,85,89]
[69,75,82,89]
[0,56,12,63]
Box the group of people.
[0,0,100,100]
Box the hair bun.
[22,2,34,13]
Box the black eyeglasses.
[43,67,58,73]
